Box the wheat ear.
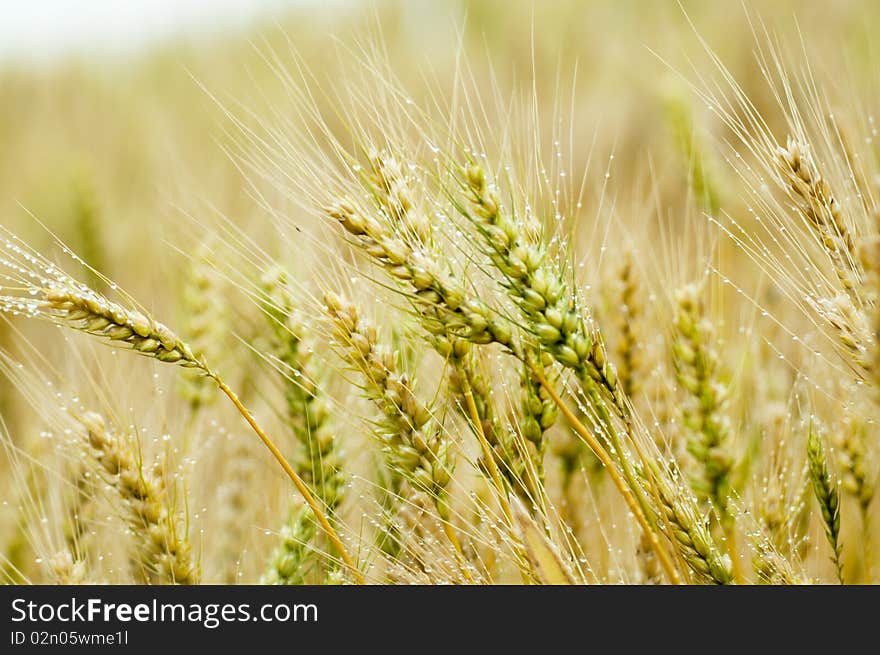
[459,163,670,559]
[807,428,844,583]
[261,269,347,583]
[776,137,859,293]
[78,412,198,584]
[671,282,734,519]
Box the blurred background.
[4,0,877,412]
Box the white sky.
[0,0,343,61]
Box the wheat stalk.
[615,252,643,399]
[48,550,89,585]
[325,293,455,520]
[178,242,227,410]
[776,137,859,294]
[651,470,733,585]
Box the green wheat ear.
[260,267,346,585]
[807,428,843,583]
[0,233,364,584]
[671,281,734,520]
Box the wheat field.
[1,0,879,585]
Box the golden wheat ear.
[77,412,199,585]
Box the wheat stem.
[212,376,363,584]
[441,521,474,583]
